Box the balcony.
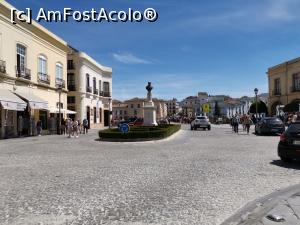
[103,91,111,97]
[86,86,92,93]
[290,86,300,93]
[99,91,103,96]
[55,78,66,89]
[16,66,31,80]
[0,60,6,73]
[38,72,50,85]
[68,84,76,91]
[272,90,281,96]
[93,88,99,95]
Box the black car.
[255,117,285,135]
[278,122,300,162]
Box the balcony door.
[17,44,26,74]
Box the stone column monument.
[143,82,158,126]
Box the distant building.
[166,98,180,116]
[112,98,167,121]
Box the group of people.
[64,118,89,138]
[230,114,253,134]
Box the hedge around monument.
[98,124,181,141]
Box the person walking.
[83,118,88,134]
[233,115,240,134]
[67,119,73,138]
[73,120,79,138]
[244,115,252,134]
[61,118,66,135]
[36,120,42,136]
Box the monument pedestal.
[143,101,158,126]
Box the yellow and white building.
[0,1,68,138]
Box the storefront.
[0,89,27,139]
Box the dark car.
[255,117,285,135]
[278,122,300,162]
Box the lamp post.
[254,88,258,119]
[57,86,62,135]
[108,97,112,129]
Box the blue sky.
[7,0,300,100]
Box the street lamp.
[57,86,62,135]
[254,88,258,119]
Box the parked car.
[118,117,143,127]
[255,117,285,135]
[278,122,300,162]
[191,116,211,130]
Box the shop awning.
[14,90,48,110]
[49,107,77,114]
[0,89,27,111]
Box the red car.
[128,118,143,126]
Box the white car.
[191,116,211,130]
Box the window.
[67,60,74,69]
[67,73,76,91]
[16,44,26,72]
[120,110,123,115]
[86,74,90,87]
[38,55,47,74]
[274,78,281,95]
[293,74,300,91]
[93,77,97,93]
[137,104,140,108]
[67,96,76,104]
[131,104,134,108]
[55,63,63,79]
[99,80,101,91]
[124,110,127,115]
[134,110,137,115]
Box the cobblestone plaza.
[1,125,300,225]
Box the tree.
[214,101,221,117]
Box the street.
[0,125,300,225]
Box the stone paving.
[0,125,300,225]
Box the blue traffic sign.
[119,123,130,133]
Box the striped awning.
[0,89,27,111]
[14,90,48,110]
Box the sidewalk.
[222,183,300,225]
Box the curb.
[221,183,300,225]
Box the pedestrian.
[67,118,73,138]
[73,120,79,138]
[232,115,239,133]
[36,120,42,136]
[244,115,252,134]
[61,118,66,135]
[83,118,88,134]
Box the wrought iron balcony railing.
[272,90,281,96]
[103,91,111,97]
[0,60,6,73]
[68,84,76,91]
[16,66,31,80]
[38,72,50,85]
[290,86,300,93]
[55,78,66,88]
[86,86,92,93]
[99,91,103,96]
[93,88,99,95]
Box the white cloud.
[112,53,152,64]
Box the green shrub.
[98,124,181,141]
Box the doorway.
[104,110,109,126]
[86,106,90,129]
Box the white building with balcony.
[67,47,112,128]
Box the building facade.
[112,98,167,121]
[0,1,68,138]
[166,98,180,116]
[268,57,300,115]
[67,47,112,128]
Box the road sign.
[202,103,210,113]
[119,123,130,134]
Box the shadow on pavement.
[270,159,300,170]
